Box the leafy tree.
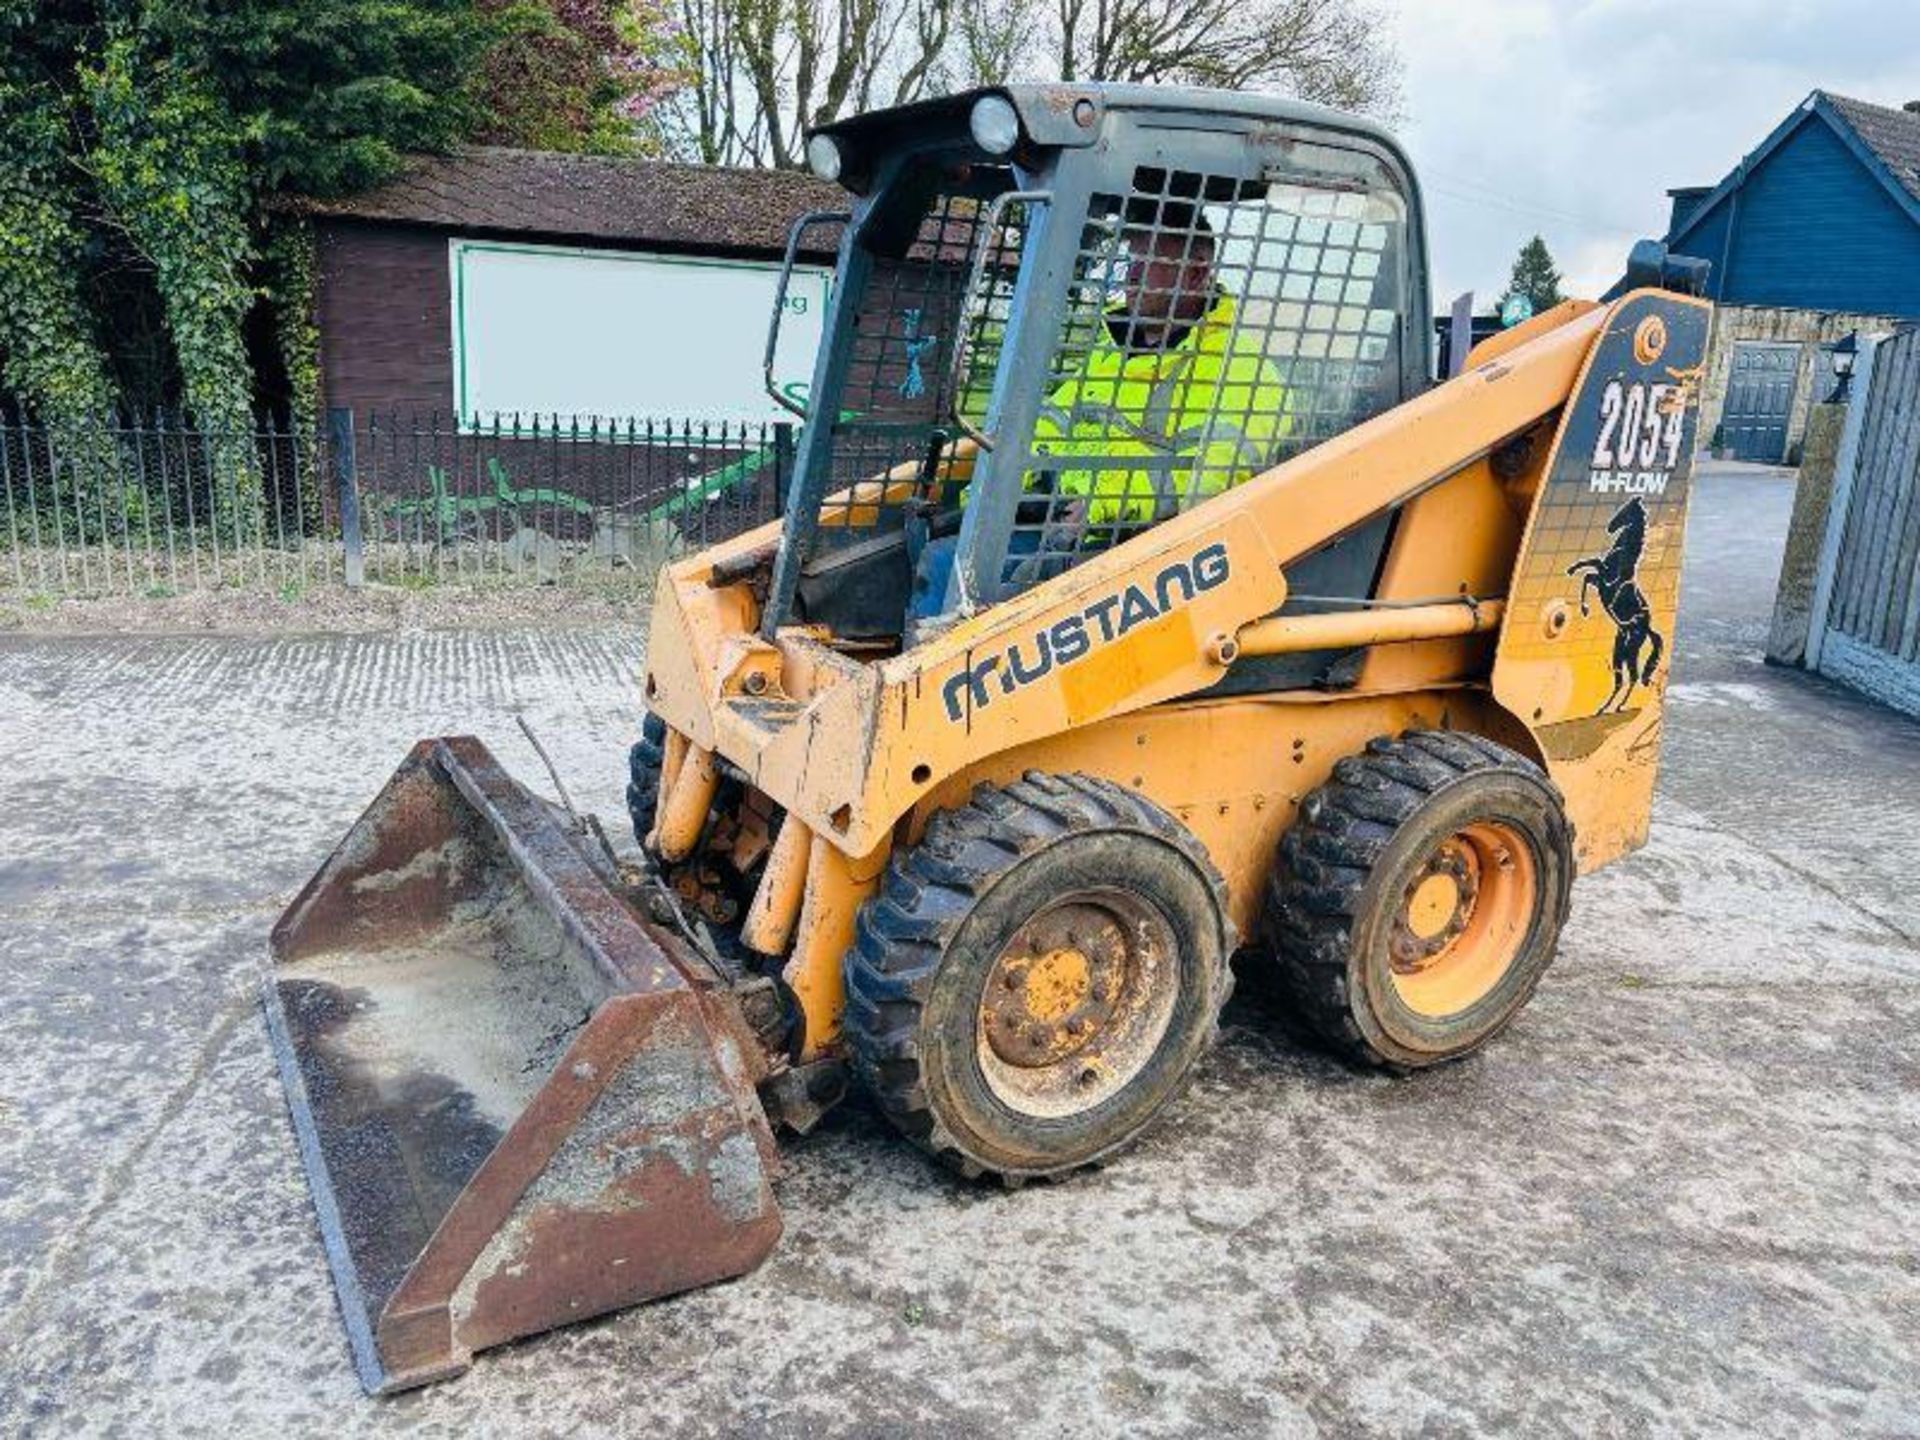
[144,0,504,198]
[0,0,678,423]
[476,0,688,155]
[1496,235,1566,318]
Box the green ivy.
[261,216,322,532]
[85,36,254,429]
[261,217,319,428]
[84,33,261,539]
[0,45,116,425]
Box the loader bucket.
[264,736,781,1394]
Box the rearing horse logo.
[1567,496,1666,715]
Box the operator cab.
[760,85,1431,670]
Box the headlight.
[969,94,1020,156]
[805,133,843,182]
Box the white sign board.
[450,240,831,429]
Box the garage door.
[1721,341,1799,463]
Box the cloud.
[1387,0,1920,304]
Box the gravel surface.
[0,576,654,638]
[1,465,1917,1437]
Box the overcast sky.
[1387,0,1920,307]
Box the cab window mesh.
[807,170,1019,551]
[994,163,1408,596]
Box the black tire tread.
[624,712,669,847]
[1265,730,1572,1070]
[844,770,1234,1183]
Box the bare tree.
[653,0,956,167]
[645,0,1398,166]
[650,0,751,164]
[941,0,1043,90]
[1054,0,1398,111]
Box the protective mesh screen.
[993,164,1409,594]
[807,170,1019,551]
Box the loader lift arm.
[648,294,1609,860]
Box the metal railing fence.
[0,406,792,597]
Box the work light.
[806,133,843,182]
[969,94,1021,155]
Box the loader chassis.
[267,82,1710,1393]
[643,287,1706,1064]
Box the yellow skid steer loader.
[266,84,1712,1392]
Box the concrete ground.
[1,464,1916,1437]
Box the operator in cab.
[911,194,1292,617]
[1025,197,1293,560]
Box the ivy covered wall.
[0,0,675,427]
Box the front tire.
[1265,731,1573,1070]
[845,772,1233,1182]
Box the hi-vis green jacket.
[1031,295,1292,527]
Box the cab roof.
[811,82,1413,171]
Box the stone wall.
[1700,304,1907,464]
[1765,402,1846,665]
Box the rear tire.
[845,772,1233,1182]
[625,712,669,847]
[1264,730,1573,1070]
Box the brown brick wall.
[311,219,791,530]
[312,218,815,422]
[315,220,455,418]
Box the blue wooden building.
[1660,92,1920,463]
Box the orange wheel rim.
[974,890,1179,1119]
[1387,821,1536,1018]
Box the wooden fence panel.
[1813,326,1920,717]
[1832,333,1906,636]
[1867,331,1920,654]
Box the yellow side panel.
[1492,290,1713,870]
[914,690,1531,941]
[1355,451,1533,694]
[647,300,1611,861]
